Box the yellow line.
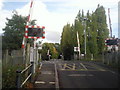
[62,63,76,70]
[72,63,75,70]
[63,63,67,70]
[67,64,74,67]
[65,64,73,69]
[80,63,88,70]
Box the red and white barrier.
[22,0,34,48]
[22,0,45,48]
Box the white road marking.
[55,63,59,89]
[68,74,94,77]
[35,81,45,84]
[80,63,88,70]
[49,82,55,84]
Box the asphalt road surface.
[34,60,120,89]
[57,60,119,88]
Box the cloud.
[0,0,3,10]
[0,0,12,34]
[16,1,76,43]
[0,0,119,42]
[45,31,61,43]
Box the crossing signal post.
[105,38,119,51]
[21,0,46,75]
[105,39,118,46]
[106,39,118,45]
[74,47,80,60]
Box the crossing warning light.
[25,25,45,39]
[28,28,43,37]
[105,38,118,46]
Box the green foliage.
[40,43,60,60]
[2,64,25,88]
[61,24,74,60]
[60,5,109,60]
[2,12,36,52]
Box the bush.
[2,64,25,88]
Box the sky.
[0,0,119,43]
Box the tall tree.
[2,12,36,52]
[94,5,109,54]
[61,24,74,60]
[60,4,109,59]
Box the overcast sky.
[0,0,119,43]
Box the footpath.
[33,62,56,88]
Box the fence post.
[16,70,21,88]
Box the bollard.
[16,70,22,88]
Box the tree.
[61,24,74,60]
[94,5,109,54]
[75,10,84,54]
[41,43,59,60]
[2,12,36,52]
[60,4,109,59]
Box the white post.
[47,49,50,60]
[91,54,93,60]
[30,47,35,73]
[77,31,81,59]
[33,38,37,73]
[37,48,38,66]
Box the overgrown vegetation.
[2,11,37,88]
[2,11,36,53]
[2,64,25,88]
